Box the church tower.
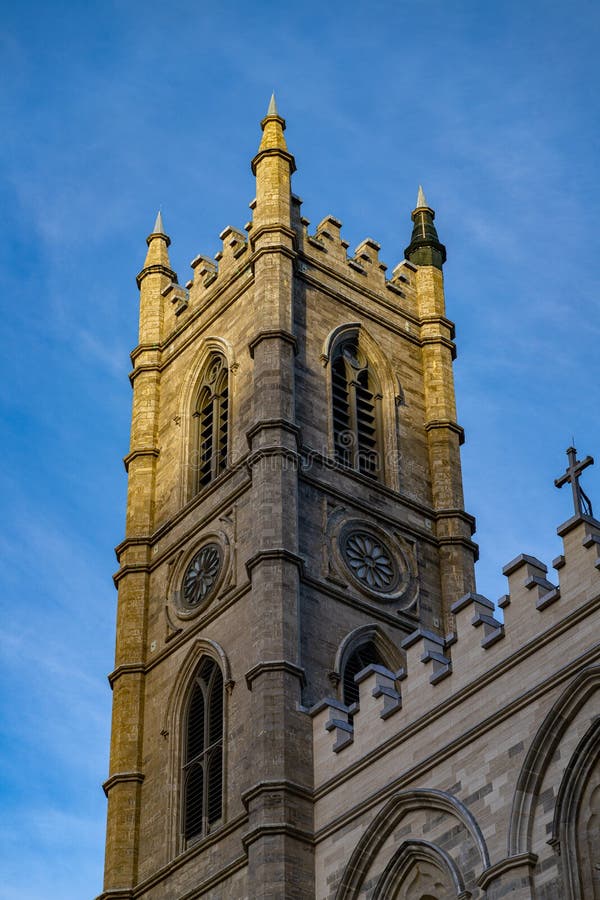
[98,98,477,899]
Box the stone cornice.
[246,446,299,470]
[437,534,480,559]
[245,548,305,577]
[136,263,177,288]
[419,313,456,339]
[420,333,457,359]
[244,659,306,690]
[123,447,159,472]
[130,342,161,365]
[128,363,162,385]
[248,328,298,357]
[241,778,314,809]
[250,145,296,174]
[557,513,600,537]
[424,419,465,445]
[251,242,297,264]
[107,662,145,688]
[246,417,302,449]
[434,507,477,532]
[114,535,152,558]
[113,563,150,586]
[476,852,538,890]
[248,222,296,247]
[241,822,314,850]
[102,770,144,797]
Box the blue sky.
[1,1,599,897]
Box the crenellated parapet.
[215,225,248,271]
[298,212,414,303]
[310,513,600,764]
[190,253,218,288]
[157,225,251,335]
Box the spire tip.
[267,92,278,117]
[416,185,428,209]
[152,210,166,236]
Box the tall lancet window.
[332,340,382,480]
[183,658,224,842]
[193,354,229,492]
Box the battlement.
[162,205,423,339]
[299,213,415,302]
[310,514,600,780]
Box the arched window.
[332,339,382,479]
[192,353,229,493]
[342,639,384,706]
[182,658,224,842]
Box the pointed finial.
[416,185,428,209]
[146,208,171,248]
[253,92,296,175]
[152,210,166,236]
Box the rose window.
[183,544,222,607]
[344,531,395,591]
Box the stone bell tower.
[98,96,476,899]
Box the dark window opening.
[331,340,381,480]
[342,640,383,707]
[183,659,224,841]
[193,354,229,493]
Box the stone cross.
[554,446,594,517]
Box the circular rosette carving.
[331,517,418,608]
[344,532,395,591]
[171,536,229,619]
[183,543,222,607]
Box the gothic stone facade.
[99,101,600,899]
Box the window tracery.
[331,339,382,479]
[182,658,224,841]
[192,353,229,493]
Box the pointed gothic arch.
[181,657,224,842]
[373,839,469,900]
[180,337,236,503]
[321,323,403,489]
[334,788,489,900]
[550,717,600,898]
[508,664,600,858]
[163,638,232,856]
[191,354,229,491]
[333,624,404,706]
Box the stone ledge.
[244,659,306,690]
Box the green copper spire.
[404,186,446,269]
[267,92,278,116]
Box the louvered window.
[183,658,224,841]
[193,354,229,493]
[331,340,382,480]
[342,640,383,707]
